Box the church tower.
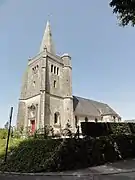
[17,21,74,134]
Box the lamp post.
[4,107,13,163]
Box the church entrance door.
[31,120,36,134]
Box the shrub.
[46,135,135,172]
[0,138,61,172]
[0,138,22,158]
[12,130,21,139]
[34,126,55,139]
[1,134,135,173]
[81,122,132,137]
[128,123,135,134]
[110,123,131,135]
[0,129,8,139]
[112,134,135,159]
[62,128,73,138]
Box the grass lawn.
[0,138,22,157]
[0,138,62,172]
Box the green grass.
[0,138,22,157]
[0,138,62,172]
[0,139,6,156]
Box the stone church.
[17,21,121,134]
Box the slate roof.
[73,96,120,117]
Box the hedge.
[47,134,135,171]
[0,138,62,172]
[81,122,135,137]
[1,134,135,172]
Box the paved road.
[0,172,135,180]
[0,174,93,180]
[1,159,135,180]
[97,172,135,180]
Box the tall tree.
[110,0,135,26]
[4,121,9,129]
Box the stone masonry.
[17,20,121,135]
[17,21,74,134]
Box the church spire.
[39,21,55,54]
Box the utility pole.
[4,107,13,163]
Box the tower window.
[54,66,56,74]
[51,65,53,72]
[54,112,60,124]
[57,67,59,75]
[54,113,57,124]
[32,65,38,74]
[54,80,56,88]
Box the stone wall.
[16,101,26,130]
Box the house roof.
[73,96,120,118]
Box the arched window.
[54,112,60,124]
[57,67,59,75]
[54,80,56,88]
[75,116,78,128]
[51,65,53,72]
[54,66,56,74]
[85,117,88,122]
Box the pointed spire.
[39,21,55,54]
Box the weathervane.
[48,13,52,22]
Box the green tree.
[0,128,8,139]
[110,0,135,26]
[4,121,9,129]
